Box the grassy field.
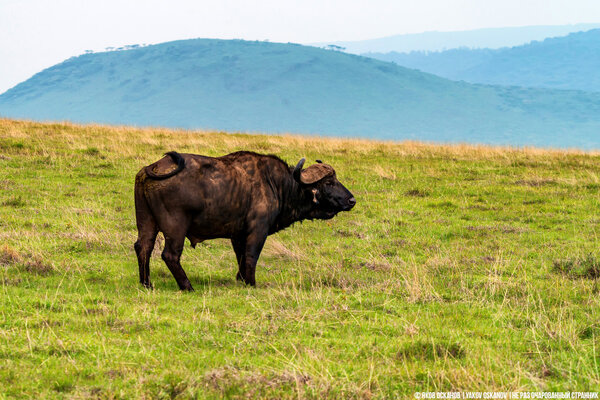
[0,118,599,398]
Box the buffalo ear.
[293,158,306,183]
[299,163,335,184]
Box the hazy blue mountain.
[1,39,600,148]
[312,24,600,54]
[366,29,600,92]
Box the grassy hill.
[1,118,599,398]
[367,29,600,92]
[2,39,600,148]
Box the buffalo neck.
[270,171,314,233]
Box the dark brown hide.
[134,151,355,290]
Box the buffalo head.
[293,158,356,220]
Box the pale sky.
[1,0,600,93]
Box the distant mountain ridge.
[312,24,600,54]
[1,38,600,148]
[365,29,600,92]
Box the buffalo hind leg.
[161,234,194,291]
[231,237,246,282]
[134,214,158,289]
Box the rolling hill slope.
[1,39,600,148]
[366,29,600,92]
[313,23,600,54]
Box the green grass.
[1,118,599,398]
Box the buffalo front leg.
[231,237,246,281]
[241,231,268,286]
[161,234,194,291]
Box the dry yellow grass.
[3,118,598,161]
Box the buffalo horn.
[293,158,305,182]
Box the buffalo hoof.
[141,281,154,290]
[178,282,194,291]
[235,272,255,286]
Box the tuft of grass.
[553,255,600,279]
[405,188,429,197]
[20,257,56,276]
[515,178,556,187]
[396,341,466,361]
[372,164,397,180]
[427,200,456,208]
[82,146,101,156]
[0,245,55,275]
[0,245,22,265]
[2,196,26,207]
[201,368,317,399]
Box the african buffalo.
[134,151,356,290]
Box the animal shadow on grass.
[151,268,238,291]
